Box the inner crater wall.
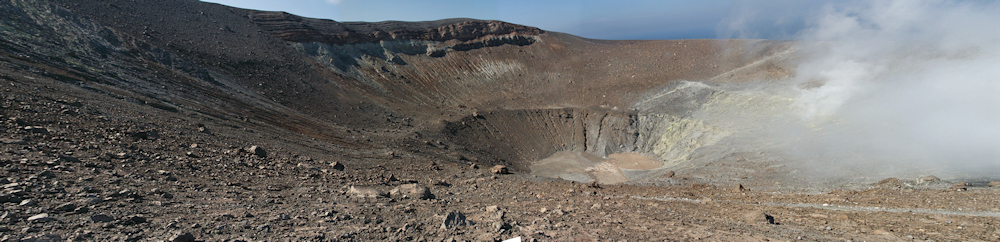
[442,107,731,171]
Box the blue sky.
[200,0,772,40]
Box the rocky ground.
[4,70,1000,242]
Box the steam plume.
[737,0,1000,178]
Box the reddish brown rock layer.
[250,11,544,45]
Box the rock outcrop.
[251,12,543,45]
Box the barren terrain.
[0,0,998,241]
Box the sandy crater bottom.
[530,151,663,184]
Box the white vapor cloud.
[746,0,1000,179]
[325,0,342,5]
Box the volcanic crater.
[1,0,999,241]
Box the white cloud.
[325,0,342,5]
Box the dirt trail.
[631,195,1000,218]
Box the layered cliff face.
[250,12,543,46]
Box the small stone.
[663,171,675,178]
[470,164,478,169]
[0,138,27,145]
[916,175,941,185]
[8,189,26,196]
[389,184,433,199]
[54,202,76,212]
[90,214,114,223]
[297,162,317,171]
[539,207,547,213]
[248,146,267,158]
[20,199,37,206]
[329,162,345,171]
[950,182,971,191]
[742,211,776,224]
[73,206,89,214]
[19,234,61,242]
[115,189,133,197]
[441,211,471,229]
[80,197,103,205]
[122,214,147,225]
[987,181,1000,187]
[24,126,49,134]
[490,165,509,174]
[35,170,55,178]
[58,155,80,163]
[347,186,386,198]
[130,130,159,140]
[169,232,196,242]
[737,184,749,192]
[875,178,904,188]
[113,152,129,159]
[431,179,451,186]
[215,214,236,221]
[485,205,500,213]
[27,213,55,223]
[273,213,291,221]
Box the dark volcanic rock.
[249,145,267,158]
[441,210,472,229]
[330,162,345,171]
[53,202,77,212]
[90,214,114,223]
[169,232,196,242]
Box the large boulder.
[389,184,433,199]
